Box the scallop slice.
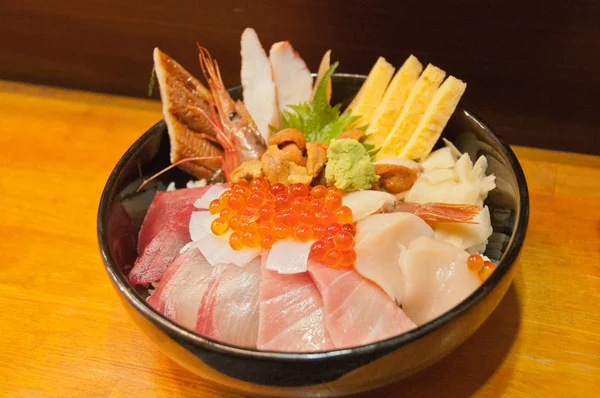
[241,28,279,140]
[342,190,397,222]
[354,213,434,302]
[400,236,481,325]
[269,41,313,112]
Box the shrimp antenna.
[136,156,223,192]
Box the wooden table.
[1,80,598,397]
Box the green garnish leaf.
[273,62,360,144]
[360,134,381,160]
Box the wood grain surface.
[0,80,598,397]
[0,1,599,155]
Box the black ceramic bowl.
[97,75,529,397]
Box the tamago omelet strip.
[400,76,467,161]
[376,64,445,160]
[364,55,423,148]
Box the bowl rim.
[97,77,529,362]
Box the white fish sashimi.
[342,190,397,222]
[399,236,481,325]
[193,184,228,209]
[354,213,434,302]
[269,41,313,112]
[241,28,279,140]
[147,248,214,330]
[196,258,262,348]
[266,239,314,274]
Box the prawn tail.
[415,202,481,224]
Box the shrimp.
[138,47,267,191]
[394,202,481,224]
[198,46,267,174]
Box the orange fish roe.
[467,254,496,281]
[212,179,357,267]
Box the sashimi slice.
[196,258,262,348]
[354,213,434,302]
[130,186,210,285]
[258,253,334,351]
[399,236,481,325]
[137,186,210,254]
[147,248,213,330]
[308,261,416,348]
[241,28,279,140]
[269,41,313,112]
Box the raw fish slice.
[308,261,416,348]
[130,186,210,285]
[147,248,213,330]
[130,228,189,285]
[196,258,262,348]
[241,28,279,140]
[137,186,210,254]
[269,41,313,112]
[258,253,333,351]
[400,236,481,325]
[354,213,434,302]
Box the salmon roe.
[211,179,357,267]
[467,254,496,281]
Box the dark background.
[1,0,598,154]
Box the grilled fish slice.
[153,48,223,179]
